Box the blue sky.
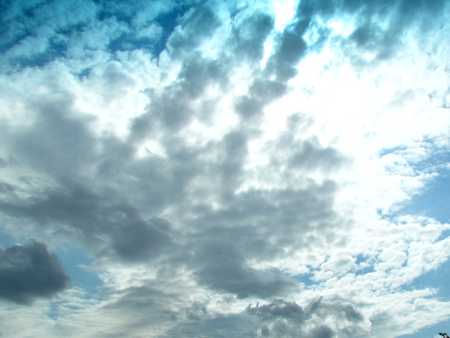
[0,0,450,337]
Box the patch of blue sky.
[409,259,450,301]
[14,39,68,69]
[152,5,192,57]
[96,8,133,25]
[392,152,450,337]
[355,253,367,265]
[353,254,375,276]
[413,149,449,173]
[389,259,450,338]
[107,33,156,53]
[378,146,408,158]
[399,172,450,224]
[397,308,450,338]
[0,3,196,71]
[54,245,103,295]
[95,2,193,57]
[378,143,450,223]
[0,230,26,247]
[0,32,69,72]
[77,67,92,80]
[385,163,450,225]
[397,322,450,338]
[0,31,34,55]
[292,273,317,287]
[428,91,450,109]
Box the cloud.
[3,97,97,177]
[288,138,346,172]
[231,11,274,61]
[166,4,222,58]
[101,285,180,328]
[1,0,450,337]
[242,79,287,108]
[246,298,365,338]
[0,181,173,262]
[164,312,253,338]
[0,241,70,304]
[0,0,100,70]
[265,30,307,81]
[194,242,299,299]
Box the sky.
[0,0,450,337]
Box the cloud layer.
[0,0,450,337]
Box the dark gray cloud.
[233,78,288,119]
[264,114,349,173]
[0,102,174,263]
[246,299,307,322]
[295,0,449,62]
[265,30,307,81]
[166,5,222,58]
[168,179,342,295]
[231,11,274,61]
[246,299,324,338]
[80,284,184,338]
[234,95,265,119]
[0,0,346,296]
[97,284,257,338]
[104,285,178,320]
[0,91,181,263]
[162,312,253,338]
[288,138,346,172]
[249,79,288,102]
[131,54,230,137]
[194,242,298,299]
[0,241,70,304]
[0,79,344,332]
[219,130,248,199]
[0,157,7,168]
[178,54,229,99]
[321,301,364,323]
[169,178,342,300]
[143,85,196,132]
[233,23,306,119]
[0,182,173,262]
[4,97,97,178]
[245,298,364,338]
[311,325,335,338]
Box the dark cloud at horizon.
[0,241,70,304]
[194,242,299,299]
[245,298,364,338]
